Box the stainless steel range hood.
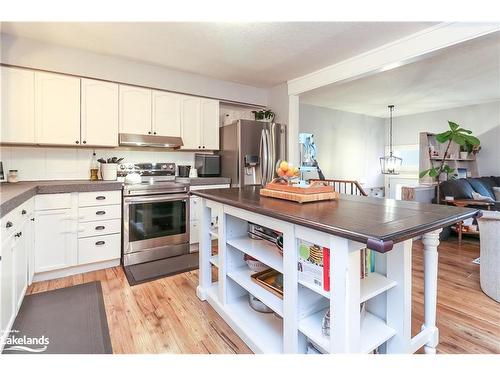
[119,133,183,149]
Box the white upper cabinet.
[201,99,220,150]
[181,96,202,150]
[35,72,81,146]
[119,85,152,135]
[81,79,119,147]
[1,67,35,144]
[152,90,182,137]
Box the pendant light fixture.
[380,105,402,175]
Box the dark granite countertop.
[0,180,123,218]
[1,177,232,218]
[176,177,231,186]
[191,186,479,252]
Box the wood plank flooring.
[27,238,499,354]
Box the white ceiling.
[300,31,500,117]
[1,22,436,87]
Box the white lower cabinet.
[78,234,121,264]
[34,208,77,273]
[14,221,29,310]
[1,234,15,341]
[0,199,34,347]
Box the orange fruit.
[279,161,288,171]
[277,169,285,177]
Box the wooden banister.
[309,179,368,196]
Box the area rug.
[124,252,199,286]
[2,281,112,354]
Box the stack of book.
[360,248,375,279]
[298,241,376,291]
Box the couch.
[477,211,500,302]
[439,176,500,211]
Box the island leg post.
[421,229,442,354]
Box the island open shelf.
[193,186,478,354]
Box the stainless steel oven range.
[121,162,190,267]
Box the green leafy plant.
[420,121,480,181]
[252,109,275,122]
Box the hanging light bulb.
[380,105,402,175]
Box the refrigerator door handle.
[260,128,269,186]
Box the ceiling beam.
[287,22,500,96]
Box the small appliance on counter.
[195,154,220,177]
[177,165,191,178]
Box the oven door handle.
[124,194,189,204]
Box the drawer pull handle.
[21,209,27,215]
[95,225,105,230]
[6,221,13,228]
[96,211,106,215]
[95,241,105,246]
[96,196,106,200]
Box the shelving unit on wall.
[419,132,479,184]
[197,200,415,354]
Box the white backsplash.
[0,146,196,181]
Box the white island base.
[196,198,442,354]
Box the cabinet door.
[1,235,15,337]
[1,67,35,144]
[35,72,81,146]
[27,216,35,285]
[152,90,181,136]
[119,85,152,135]
[34,209,77,273]
[201,99,220,150]
[180,96,201,149]
[81,79,119,147]
[13,226,28,310]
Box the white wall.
[268,82,289,124]
[299,104,385,188]
[390,101,500,176]
[0,33,268,106]
[1,146,196,181]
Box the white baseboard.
[32,259,121,283]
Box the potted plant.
[459,145,469,160]
[420,121,480,202]
[251,109,276,122]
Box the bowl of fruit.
[276,160,300,185]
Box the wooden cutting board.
[264,180,334,194]
[260,187,340,203]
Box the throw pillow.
[493,187,500,201]
[472,191,495,202]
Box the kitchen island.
[192,186,479,354]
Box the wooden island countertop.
[191,186,479,252]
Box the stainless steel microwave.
[195,154,220,177]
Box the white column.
[288,95,300,166]
[330,236,361,353]
[196,198,212,301]
[386,239,413,353]
[421,229,442,354]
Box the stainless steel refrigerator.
[219,120,287,187]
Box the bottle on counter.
[90,151,99,181]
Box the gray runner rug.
[2,281,112,354]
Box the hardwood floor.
[26,238,499,354]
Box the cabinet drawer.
[78,219,121,238]
[78,233,121,264]
[1,210,18,245]
[35,193,72,210]
[79,205,121,222]
[79,191,121,207]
